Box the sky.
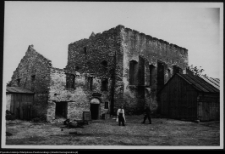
[3,2,223,86]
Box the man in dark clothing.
[142,106,152,124]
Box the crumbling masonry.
[9,25,188,122]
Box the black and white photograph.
[2,1,223,150]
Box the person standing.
[142,105,152,124]
[117,106,126,126]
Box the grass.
[5,115,220,146]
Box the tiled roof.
[177,73,219,93]
[6,86,34,94]
[200,75,220,90]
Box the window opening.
[66,74,75,89]
[105,102,109,109]
[101,78,108,91]
[129,60,138,85]
[149,65,156,86]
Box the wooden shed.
[6,86,34,120]
[158,73,220,121]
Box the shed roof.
[200,75,220,90]
[6,86,34,94]
[177,73,219,93]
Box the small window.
[105,102,109,109]
[66,74,75,89]
[101,78,108,91]
[17,79,21,86]
[88,77,93,91]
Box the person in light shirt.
[117,105,126,126]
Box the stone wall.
[66,25,123,115]
[10,45,52,118]
[47,67,110,122]
[120,25,188,114]
[66,25,189,115]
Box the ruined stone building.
[8,25,188,122]
[8,45,110,122]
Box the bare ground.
[5,115,220,146]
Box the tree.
[187,64,207,76]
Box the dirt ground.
[5,115,220,146]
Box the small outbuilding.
[158,73,220,121]
[6,86,34,120]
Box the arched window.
[129,60,138,85]
[138,56,145,85]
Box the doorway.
[90,104,99,120]
[55,102,68,118]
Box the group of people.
[116,105,152,126]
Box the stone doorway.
[55,102,68,119]
[90,104,99,120]
[90,98,100,120]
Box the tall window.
[88,77,93,91]
[138,56,145,85]
[66,74,75,89]
[101,78,108,91]
[105,102,109,109]
[149,65,156,86]
[129,60,138,85]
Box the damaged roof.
[6,86,34,94]
[177,73,219,93]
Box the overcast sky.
[4,2,223,85]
